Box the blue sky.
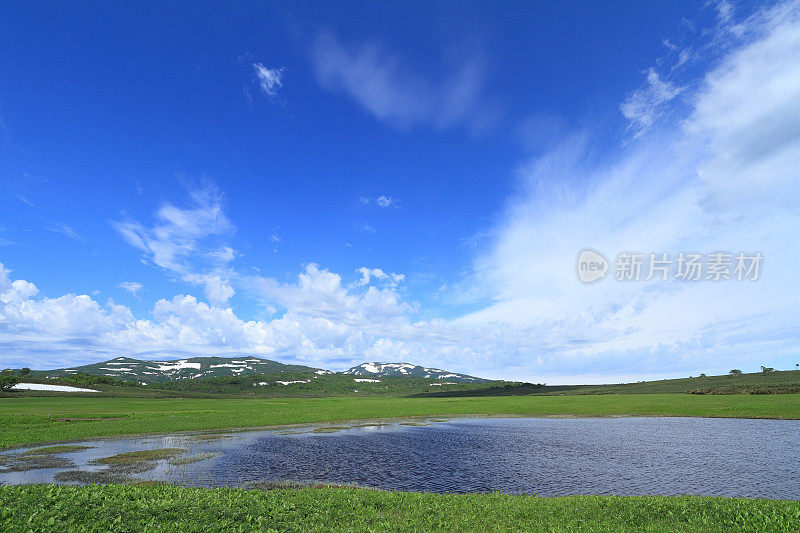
[1,1,799,382]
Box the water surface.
[2,417,798,499]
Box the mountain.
[27,357,488,386]
[342,362,487,383]
[33,356,327,385]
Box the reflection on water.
[2,417,799,499]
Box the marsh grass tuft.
[87,447,188,475]
[0,454,75,472]
[311,426,351,433]
[168,452,220,466]
[92,448,187,466]
[22,445,94,455]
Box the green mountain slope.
[31,356,326,384]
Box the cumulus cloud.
[183,274,235,307]
[311,33,497,133]
[0,261,423,371]
[253,63,284,97]
[354,267,404,287]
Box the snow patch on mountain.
[342,362,486,383]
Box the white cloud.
[118,281,143,298]
[253,63,284,97]
[716,0,735,26]
[311,33,497,133]
[458,0,800,380]
[113,184,233,273]
[17,195,34,207]
[354,267,404,287]
[0,261,421,371]
[620,68,684,134]
[208,246,236,263]
[360,195,400,208]
[47,223,85,242]
[112,183,236,304]
[353,221,376,233]
[376,195,398,208]
[183,274,234,307]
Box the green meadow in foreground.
[1,484,798,532]
[2,393,799,448]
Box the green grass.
[92,448,187,465]
[2,393,799,449]
[1,484,798,532]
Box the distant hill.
[33,356,327,384]
[343,362,487,383]
[29,357,487,386]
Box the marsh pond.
[2,417,798,499]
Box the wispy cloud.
[118,281,143,298]
[112,184,233,273]
[16,195,34,207]
[47,223,85,242]
[353,221,376,233]
[459,0,800,380]
[270,227,281,244]
[311,33,498,133]
[253,63,284,97]
[620,68,684,135]
[111,183,237,305]
[360,195,400,208]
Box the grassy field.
[2,393,800,449]
[2,484,799,532]
[419,370,800,397]
[6,369,800,399]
